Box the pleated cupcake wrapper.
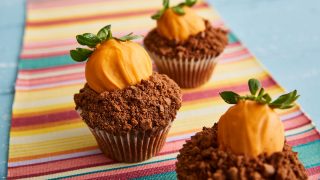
[89,125,171,163]
[148,51,217,88]
[77,108,171,163]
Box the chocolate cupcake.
[144,0,228,88]
[176,79,308,179]
[71,25,182,163]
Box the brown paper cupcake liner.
[78,108,171,163]
[148,51,217,88]
[89,124,171,163]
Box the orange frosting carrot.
[85,39,152,93]
[218,100,284,157]
[70,25,152,93]
[217,78,299,157]
[156,6,205,41]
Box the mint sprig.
[115,32,143,42]
[151,0,197,20]
[97,25,112,41]
[76,33,101,48]
[219,78,299,109]
[70,25,142,62]
[70,48,93,62]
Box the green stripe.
[49,157,177,179]
[19,55,78,70]
[19,32,239,70]
[293,140,320,168]
[228,33,238,44]
[133,171,177,180]
[51,140,320,179]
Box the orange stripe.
[27,4,208,27]
[9,146,98,162]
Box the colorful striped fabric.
[7,0,320,179]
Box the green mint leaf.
[262,93,272,103]
[257,88,265,99]
[70,50,84,62]
[284,90,299,105]
[269,90,299,108]
[248,78,261,96]
[70,48,93,62]
[278,104,294,109]
[172,6,185,15]
[151,12,162,20]
[220,78,299,110]
[177,2,186,7]
[185,0,197,6]
[163,0,170,8]
[97,25,111,41]
[107,29,112,39]
[76,33,101,48]
[220,91,240,104]
[116,33,142,41]
[151,9,164,20]
[270,91,293,106]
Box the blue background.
[0,0,319,177]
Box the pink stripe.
[307,166,320,176]
[8,154,113,179]
[14,57,260,90]
[16,72,84,86]
[26,4,207,28]
[21,20,224,52]
[21,21,226,50]
[65,161,176,180]
[283,114,311,131]
[22,30,146,50]
[23,38,75,50]
[219,48,249,59]
[8,140,184,179]
[183,77,276,102]
[8,122,317,178]
[287,134,320,146]
[20,50,70,59]
[11,111,79,127]
[287,129,318,141]
[17,48,245,88]
[308,174,320,180]
[28,0,116,10]
[16,79,85,91]
[21,39,143,59]
[17,43,244,83]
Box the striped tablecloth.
[7,0,320,179]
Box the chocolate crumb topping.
[176,124,308,180]
[144,20,228,60]
[74,73,182,133]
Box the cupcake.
[176,79,308,179]
[144,0,228,88]
[71,25,182,163]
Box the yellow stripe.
[25,9,218,42]
[9,88,284,157]
[9,135,96,158]
[11,87,284,135]
[14,58,261,103]
[29,1,166,21]
[12,69,268,116]
[28,0,207,21]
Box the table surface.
[1,0,320,177]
